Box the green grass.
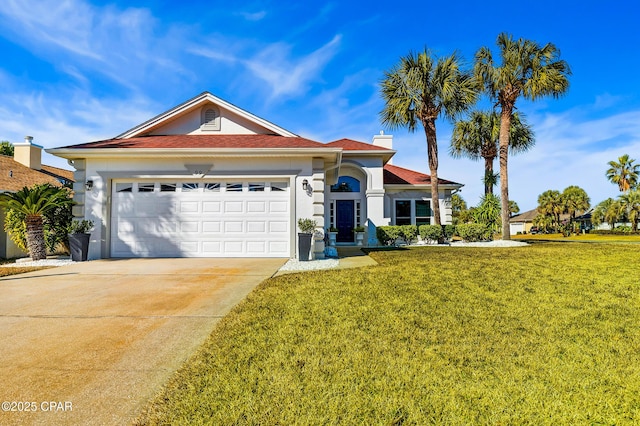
[514,232,640,243]
[136,243,640,425]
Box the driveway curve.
[0,258,285,426]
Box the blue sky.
[0,0,639,211]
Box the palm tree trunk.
[424,118,441,227]
[484,157,494,195]
[25,214,46,261]
[499,107,512,240]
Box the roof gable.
[117,92,298,139]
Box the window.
[415,200,432,226]
[395,200,411,225]
[181,183,199,192]
[249,183,265,192]
[116,183,133,193]
[226,183,243,192]
[160,183,176,192]
[331,176,360,192]
[201,106,220,130]
[204,183,220,192]
[270,182,287,192]
[138,183,155,193]
[356,201,361,227]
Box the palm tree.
[508,200,520,217]
[0,184,73,260]
[537,189,563,231]
[450,110,534,195]
[620,189,640,231]
[381,49,478,226]
[592,198,624,229]
[562,185,590,228]
[475,33,571,239]
[606,154,639,193]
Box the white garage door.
[111,180,290,257]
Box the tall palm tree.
[381,49,478,226]
[606,154,639,193]
[562,185,590,225]
[620,189,640,231]
[537,189,563,231]
[0,184,73,260]
[475,33,571,239]
[450,110,534,195]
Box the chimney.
[372,130,393,164]
[13,135,42,170]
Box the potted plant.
[327,226,338,246]
[354,225,365,246]
[68,219,94,261]
[297,218,316,261]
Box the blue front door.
[336,200,354,242]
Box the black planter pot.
[69,233,90,261]
[298,233,313,261]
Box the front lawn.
[137,243,640,425]
[514,232,640,243]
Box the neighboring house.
[48,92,462,260]
[0,137,74,258]
[509,208,539,234]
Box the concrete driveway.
[0,258,286,426]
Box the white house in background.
[47,92,462,260]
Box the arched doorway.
[328,172,366,243]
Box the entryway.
[336,200,354,242]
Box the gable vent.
[201,106,221,131]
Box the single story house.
[1,137,74,258]
[48,92,462,260]
[509,208,539,234]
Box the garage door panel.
[224,221,244,233]
[112,180,290,258]
[202,221,221,233]
[224,201,243,213]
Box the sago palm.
[450,110,534,195]
[606,154,639,193]
[475,33,571,239]
[0,184,73,260]
[381,49,478,226]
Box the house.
[509,208,539,234]
[0,137,74,258]
[47,92,462,260]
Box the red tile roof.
[384,164,460,186]
[326,138,392,151]
[59,134,328,150]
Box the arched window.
[331,176,360,192]
[201,106,220,130]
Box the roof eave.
[46,147,343,161]
[384,183,464,190]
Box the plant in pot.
[297,218,316,261]
[327,226,338,246]
[353,225,365,246]
[68,219,94,261]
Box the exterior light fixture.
[302,179,309,190]
[85,180,94,191]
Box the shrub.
[399,225,417,244]
[4,209,28,253]
[419,225,442,243]
[614,225,632,233]
[297,218,317,234]
[443,225,455,240]
[376,226,401,246]
[456,223,489,242]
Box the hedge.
[456,223,490,242]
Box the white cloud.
[238,10,267,21]
[244,35,342,100]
